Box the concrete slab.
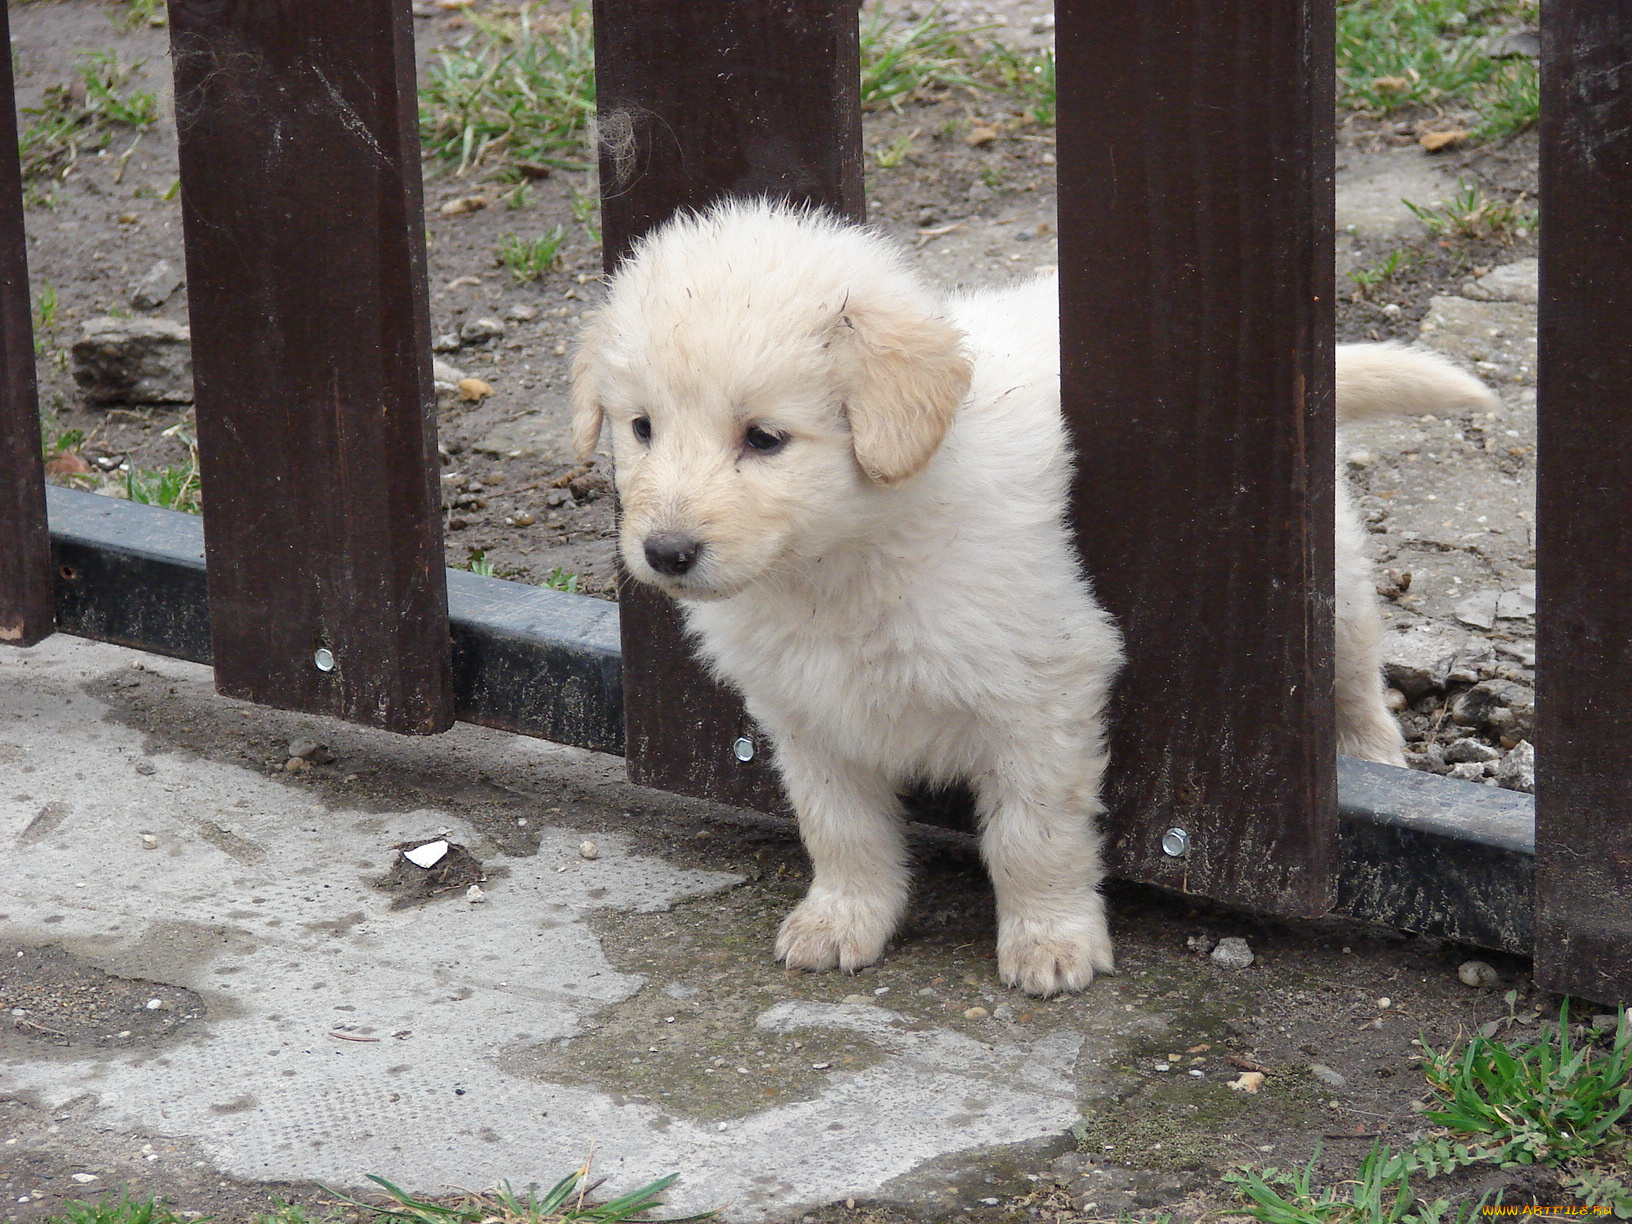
[1,636,1153,1221]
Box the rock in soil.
[71,316,194,405]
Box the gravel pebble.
[1210,936,1255,970]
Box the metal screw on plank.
[1161,827,1191,858]
[731,736,755,763]
[313,647,336,673]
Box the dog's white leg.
[772,737,909,974]
[975,747,1115,996]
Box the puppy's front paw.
[997,913,1115,996]
[775,890,896,974]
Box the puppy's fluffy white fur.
[572,199,1495,995]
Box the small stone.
[963,1006,990,1020]
[440,195,488,216]
[1447,761,1486,782]
[140,834,157,850]
[70,1174,100,1185]
[509,512,535,527]
[842,994,871,1005]
[459,316,506,344]
[1454,590,1501,630]
[1445,640,1498,686]
[1494,740,1535,793]
[72,316,194,405]
[134,760,157,776]
[579,840,599,860]
[1470,258,1540,305]
[131,259,184,310]
[433,332,462,353]
[1229,1071,1266,1093]
[288,737,320,760]
[1444,738,1500,764]
[1210,936,1255,970]
[146,998,163,1010]
[457,377,493,403]
[1494,583,1537,621]
[466,884,486,904]
[1450,680,1533,737]
[965,127,999,147]
[1458,959,1499,989]
[505,303,539,322]
[283,757,305,772]
[1185,934,1217,954]
[1384,687,1409,713]
[1309,1063,1347,1089]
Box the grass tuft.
[418,3,595,176]
[1336,0,1540,141]
[500,225,568,282]
[45,1191,191,1224]
[327,1164,715,1224]
[1230,1002,1632,1224]
[542,566,580,594]
[1403,181,1537,243]
[1420,1001,1632,1170]
[19,50,158,183]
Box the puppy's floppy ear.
[570,313,608,462]
[837,302,971,486]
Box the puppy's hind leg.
[772,737,911,975]
[976,743,1115,996]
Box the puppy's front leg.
[976,754,1114,996]
[771,737,909,974]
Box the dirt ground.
[3,3,1573,1221]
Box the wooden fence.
[1,0,1627,1005]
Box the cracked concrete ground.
[4,635,1168,1222]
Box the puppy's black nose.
[644,534,703,576]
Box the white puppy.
[572,199,1494,995]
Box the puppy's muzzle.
[643,533,704,577]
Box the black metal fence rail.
[3,1,1628,1003]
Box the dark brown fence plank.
[1054,2,1339,914]
[167,0,451,734]
[0,0,55,649]
[1535,3,1632,1003]
[591,0,862,810]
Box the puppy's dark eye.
[631,416,653,444]
[744,425,786,454]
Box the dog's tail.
[1335,341,1497,424]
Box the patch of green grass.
[1346,249,1421,294]
[1404,181,1537,243]
[873,128,917,169]
[500,225,568,282]
[32,281,59,355]
[45,1191,190,1224]
[1420,1001,1632,1171]
[418,4,595,177]
[978,41,1055,127]
[1229,1002,1632,1224]
[1228,1142,1495,1224]
[19,49,158,182]
[859,4,984,111]
[124,462,201,514]
[117,0,168,28]
[857,4,1055,127]
[464,548,497,577]
[542,566,579,594]
[330,1167,714,1224]
[1336,0,1540,140]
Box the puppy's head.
[572,200,971,600]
